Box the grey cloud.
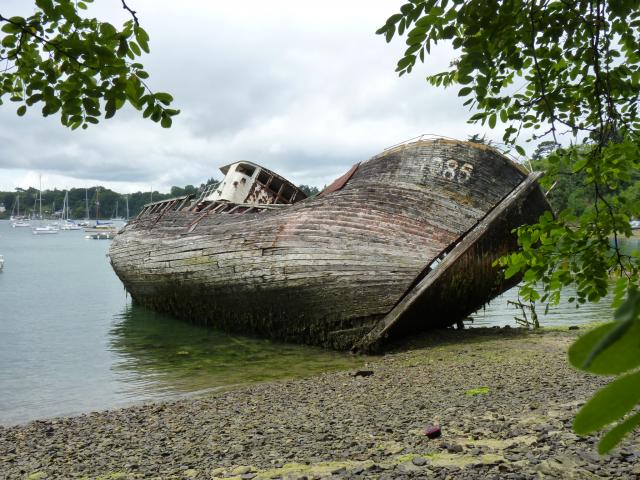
[0,0,498,192]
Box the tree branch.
[121,0,139,27]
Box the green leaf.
[386,13,403,25]
[129,41,141,57]
[598,411,640,454]
[573,370,640,435]
[105,99,116,119]
[154,92,173,105]
[35,0,55,15]
[488,113,496,129]
[570,288,640,372]
[160,115,172,128]
[16,105,26,116]
[515,145,526,156]
[569,320,640,375]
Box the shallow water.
[471,236,640,328]
[0,220,363,425]
[0,219,632,425]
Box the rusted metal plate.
[319,163,360,196]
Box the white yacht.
[32,176,59,235]
[33,225,59,235]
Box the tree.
[0,0,178,130]
[298,184,321,197]
[378,0,639,453]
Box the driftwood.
[108,138,550,351]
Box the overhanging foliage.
[379,0,639,453]
[0,0,179,129]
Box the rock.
[447,444,463,454]
[424,425,442,439]
[412,456,427,466]
[231,466,254,475]
[350,370,374,377]
[349,465,365,475]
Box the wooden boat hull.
[109,139,551,351]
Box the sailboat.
[85,187,117,239]
[32,176,59,235]
[10,194,30,227]
[76,188,91,227]
[60,191,82,230]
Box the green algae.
[211,449,509,479]
[27,473,47,480]
[465,386,491,396]
[78,473,131,480]
[109,304,366,396]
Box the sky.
[0,1,505,193]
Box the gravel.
[1,327,638,479]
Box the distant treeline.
[0,180,322,220]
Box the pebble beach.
[1,327,638,480]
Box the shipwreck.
[108,138,550,352]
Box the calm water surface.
[0,220,631,425]
[0,221,363,425]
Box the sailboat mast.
[125,195,129,219]
[85,188,89,220]
[96,187,100,221]
[39,175,42,220]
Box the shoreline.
[1,327,638,479]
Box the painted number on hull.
[431,157,474,184]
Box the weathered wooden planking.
[109,139,548,350]
[355,172,548,352]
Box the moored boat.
[109,138,551,351]
[84,221,118,239]
[32,225,59,235]
[61,220,82,230]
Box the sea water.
[0,220,362,425]
[0,220,624,425]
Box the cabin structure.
[205,161,307,205]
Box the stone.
[231,466,254,475]
[447,444,464,454]
[412,456,427,466]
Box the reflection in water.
[473,285,616,327]
[473,236,640,327]
[109,304,365,400]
